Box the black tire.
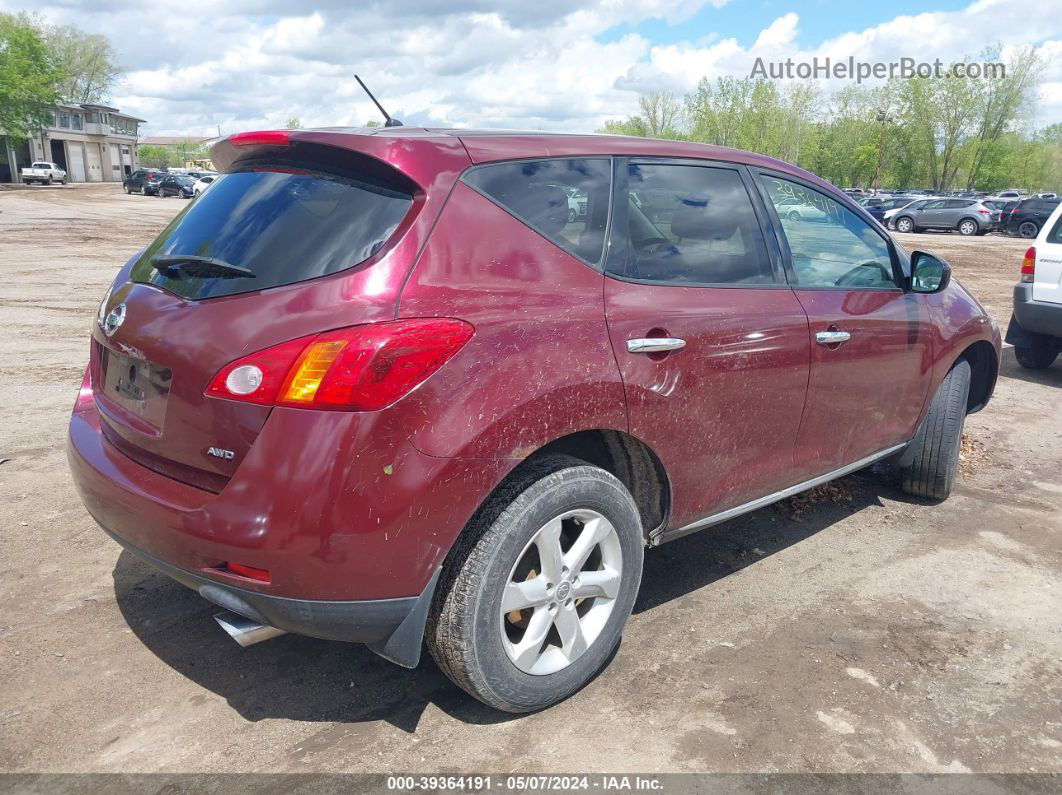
[900,360,971,500]
[895,216,916,233]
[1018,221,1039,239]
[124,184,131,194]
[45,176,52,186]
[957,218,978,236]
[1014,338,1059,369]
[140,185,147,195]
[567,208,576,224]
[427,454,644,713]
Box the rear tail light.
[230,130,291,147]
[206,319,474,411]
[1021,247,1036,282]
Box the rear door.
[756,172,934,478]
[603,159,811,529]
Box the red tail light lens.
[205,319,474,411]
[222,562,270,582]
[230,130,291,147]
[1021,247,1036,282]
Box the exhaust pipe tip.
[214,611,287,647]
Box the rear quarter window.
[462,158,611,265]
[130,152,414,300]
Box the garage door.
[67,143,86,182]
[85,143,102,182]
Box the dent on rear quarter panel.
[395,181,628,460]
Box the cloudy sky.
[6,0,1062,135]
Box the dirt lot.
[1,184,1060,775]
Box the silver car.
[893,197,1001,235]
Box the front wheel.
[895,216,915,233]
[1018,221,1039,239]
[427,455,644,713]
[900,360,971,500]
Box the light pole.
[871,108,892,193]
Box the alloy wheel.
[959,220,976,236]
[500,509,623,676]
[1019,222,1038,239]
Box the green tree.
[0,12,62,139]
[136,144,170,168]
[42,23,122,103]
[284,117,302,129]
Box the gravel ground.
[1,184,1060,774]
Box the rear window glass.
[463,158,611,265]
[130,159,413,300]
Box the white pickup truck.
[21,162,67,185]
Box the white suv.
[1006,201,1062,369]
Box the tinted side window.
[463,158,611,265]
[617,163,774,285]
[761,176,897,289]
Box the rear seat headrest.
[506,184,570,236]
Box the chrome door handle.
[815,330,851,346]
[627,337,686,354]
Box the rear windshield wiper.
[150,254,256,279]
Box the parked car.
[775,196,827,222]
[158,174,196,198]
[123,169,167,196]
[562,186,588,223]
[1037,193,1057,200]
[1004,197,1062,239]
[997,190,1024,199]
[860,195,913,224]
[69,128,1000,713]
[192,175,218,196]
[1005,201,1062,369]
[20,161,67,185]
[884,197,939,228]
[892,197,1000,235]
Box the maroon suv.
[68,128,1000,712]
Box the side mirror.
[909,251,951,293]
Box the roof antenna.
[354,75,403,127]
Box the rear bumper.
[68,372,509,603]
[1009,283,1062,340]
[100,520,418,645]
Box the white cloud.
[4,0,1060,135]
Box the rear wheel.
[957,219,978,236]
[427,455,644,713]
[900,360,971,501]
[895,216,915,233]
[45,176,52,186]
[1018,221,1039,239]
[1014,337,1060,369]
